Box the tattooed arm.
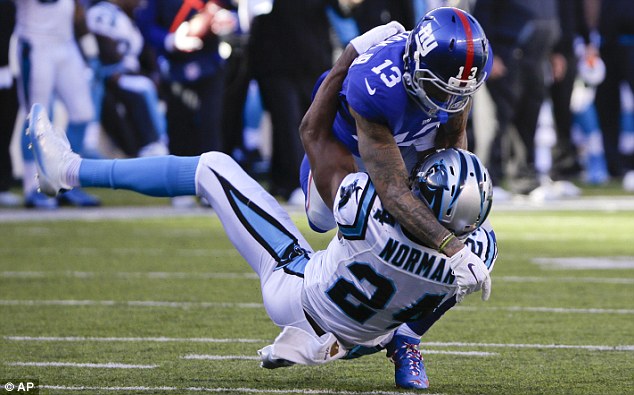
[434,100,472,150]
[352,107,465,256]
[300,45,358,208]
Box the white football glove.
[0,66,13,89]
[350,21,405,55]
[165,22,203,53]
[449,245,492,303]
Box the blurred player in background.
[136,0,236,207]
[14,0,100,208]
[0,0,20,207]
[86,0,169,158]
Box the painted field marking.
[0,246,238,257]
[2,299,632,315]
[38,385,442,395]
[423,342,634,352]
[3,271,632,284]
[5,336,632,352]
[0,271,258,280]
[421,350,497,356]
[532,256,634,270]
[454,306,634,315]
[495,276,634,285]
[181,350,496,360]
[182,354,261,361]
[6,362,157,369]
[0,300,263,308]
[38,386,438,395]
[4,336,266,343]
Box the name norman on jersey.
[379,238,455,284]
[302,172,497,347]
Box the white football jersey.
[302,172,497,348]
[14,0,75,43]
[86,2,144,72]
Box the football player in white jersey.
[86,0,168,157]
[26,28,496,391]
[13,0,99,208]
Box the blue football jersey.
[332,33,442,157]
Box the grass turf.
[1,208,633,395]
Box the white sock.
[65,157,82,188]
[22,162,39,195]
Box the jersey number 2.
[327,263,446,327]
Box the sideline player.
[85,0,168,157]
[302,7,492,260]
[27,29,496,391]
[13,0,100,208]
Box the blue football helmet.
[411,148,493,238]
[403,7,491,116]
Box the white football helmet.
[411,148,493,238]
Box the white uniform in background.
[85,1,167,157]
[14,0,94,124]
[86,1,144,74]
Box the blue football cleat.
[24,190,58,209]
[386,335,429,390]
[57,188,101,207]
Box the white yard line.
[2,196,634,224]
[5,336,632,352]
[38,386,437,395]
[3,271,632,284]
[0,271,257,280]
[2,299,632,314]
[420,350,497,356]
[0,300,263,308]
[454,306,634,314]
[495,276,634,284]
[0,247,237,257]
[423,342,634,352]
[4,336,266,343]
[182,355,261,361]
[532,256,634,270]
[181,351,496,360]
[6,362,157,369]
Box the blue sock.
[79,155,200,197]
[67,122,88,152]
[406,296,456,336]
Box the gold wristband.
[438,233,456,253]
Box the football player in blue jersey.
[301,7,493,263]
[26,24,496,390]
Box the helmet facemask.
[403,68,474,115]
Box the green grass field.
[1,198,633,395]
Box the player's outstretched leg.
[386,334,430,390]
[26,103,81,197]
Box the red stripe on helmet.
[455,9,474,80]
